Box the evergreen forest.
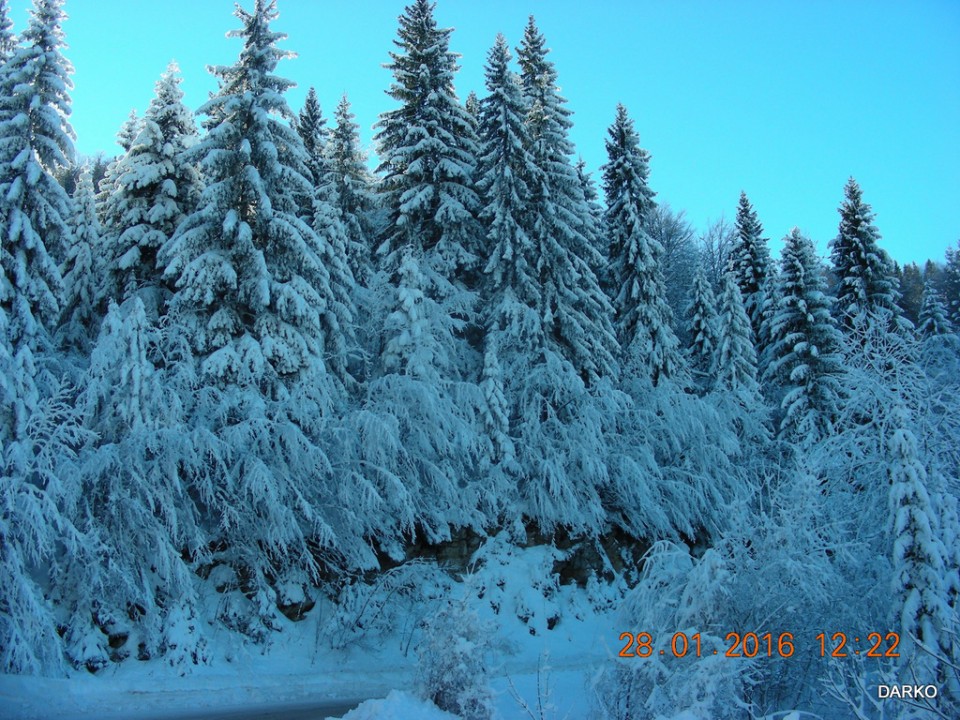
[1,1,958,717]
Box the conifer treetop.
[516,16,574,158]
[714,272,760,395]
[163,0,334,387]
[730,190,771,337]
[374,0,479,263]
[1,0,74,172]
[476,32,536,302]
[0,0,75,440]
[104,61,200,307]
[830,177,902,327]
[510,18,617,381]
[204,0,295,117]
[116,108,140,152]
[766,227,845,442]
[686,262,720,374]
[297,86,327,183]
[602,103,680,384]
[918,283,954,337]
[0,0,16,63]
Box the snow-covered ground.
[0,538,623,720]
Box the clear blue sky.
[11,0,960,265]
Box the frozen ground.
[0,537,623,720]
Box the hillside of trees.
[1,0,958,717]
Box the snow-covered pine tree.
[575,157,607,285]
[714,272,760,397]
[0,0,89,675]
[515,16,618,383]
[296,87,327,183]
[74,298,207,668]
[686,262,720,380]
[830,177,906,332]
[326,94,376,286]
[59,166,104,352]
[373,0,482,288]
[468,29,645,537]
[941,240,960,327]
[464,89,480,122]
[895,261,924,326]
[103,62,200,314]
[373,0,480,369]
[474,32,535,475]
[0,375,88,675]
[163,0,337,389]
[116,108,140,153]
[765,228,845,444]
[602,103,681,385]
[342,2,494,549]
[476,33,536,319]
[0,0,74,439]
[311,173,359,389]
[918,282,954,337]
[0,0,15,64]
[95,112,138,225]
[161,1,376,631]
[730,191,772,344]
[294,88,359,387]
[886,404,952,679]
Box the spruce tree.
[686,263,720,378]
[296,87,327,180]
[731,191,772,344]
[373,0,481,283]
[77,298,207,666]
[765,228,845,443]
[464,89,480,121]
[942,240,960,327]
[163,0,336,387]
[95,112,139,225]
[714,273,760,396]
[830,178,903,330]
[116,108,141,153]
[310,155,359,389]
[295,88,358,386]
[0,0,74,439]
[104,62,200,312]
[474,32,535,472]
[887,405,952,678]
[476,34,536,316]
[0,0,87,675]
[342,0,487,547]
[161,0,382,634]
[327,94,376,285]
[470,25,631,535]
[895,261,924,325]
[59,167,103,351]
[515,16,618,382]
[602,103,680,385]
[918,283,954,337]
[575,157,607,283]
[0,0,15,64]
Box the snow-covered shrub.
[325,561,453,652]
[594,542,758,720]
[416,597,495,720]
[595,457,849,718]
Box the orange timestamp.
[618,631,901,659]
